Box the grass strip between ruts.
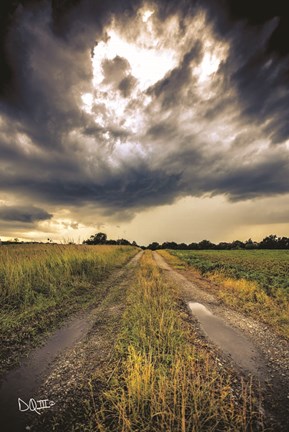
[88,251,263,432]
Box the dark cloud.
[0,0,289,231]
[100,55,137,98]
[222,0,289,57]
[0,205,52,223]
[147,42,202,108]
[211,156,289,201]
[102,56,130,82]
[118,75,137,97]
[202,0,289,144]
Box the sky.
[0,0,289,245]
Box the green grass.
[86,251,263,432]
[163,250,289,338]
[169,250,289,295]
[0,244,138,374]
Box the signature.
[18,398,55,415]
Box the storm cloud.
[0,205,52,223]
[0,0,289,241]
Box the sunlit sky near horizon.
[0,0,289,245]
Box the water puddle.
[0,252,142,431]
[188,302,259,374]
[0,315,92,431]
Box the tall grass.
[0,244,137,310]
[0,244,138,374]
[89,252,263,432]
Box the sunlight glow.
[79,6,230,164]
[81,93,93,113]
[92,30,177,91]
[197,52,222,82]
[142,9,154,23]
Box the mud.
[0,251,142,432]
[188,301,259,374]
[0,316,95,431]
[154,251,289,431]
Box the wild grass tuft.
[89,252,263,432]
[0,244,138,374]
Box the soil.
[2,249,289,431]
[0,252,142,432]
[153,251,289,432]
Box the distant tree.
[116,238,131,245]
[148,242,160,250]
[106,239,117,245]
[216,242,231,250]
[161,242,171,249]
[178,243,188,250]
[231,240,245,249]
[161,241,178,250]
[259,234,279,249]
[278,237,289,249]
[198,240,215,250]
[244,238,258,249]
[83,232,136,246]
[188,242,198,250]
[83,232,107,245]
[95,232,107,244]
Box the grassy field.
[0,244,137,374]
[0,247,265,431]
[83,251,262,432]
[162,250,289,338]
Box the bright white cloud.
[92,30,177,91]
[77,7,232,168]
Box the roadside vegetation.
[85,251,263,432]
[0,244,137,374]
[161,250,289,338]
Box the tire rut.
[153,251,289,432]
[0,251,142,432]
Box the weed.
[88,252,263,431]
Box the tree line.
[83,233,289,250]
[2,233,289,250]
[83,232,137,247]
[147,235,289,250]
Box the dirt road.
[2,249,289,431]
[0,251,142,432]
[153,251,289,432]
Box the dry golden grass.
[0,244,138,374]
[0,244,137,309]
[88,251,263,432]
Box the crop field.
[169,250,289,295]
[0,244,137,373]
[165,249,289,337]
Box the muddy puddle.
[0,314,94,432]
[0,252,142,432]
[188,301,260,374]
